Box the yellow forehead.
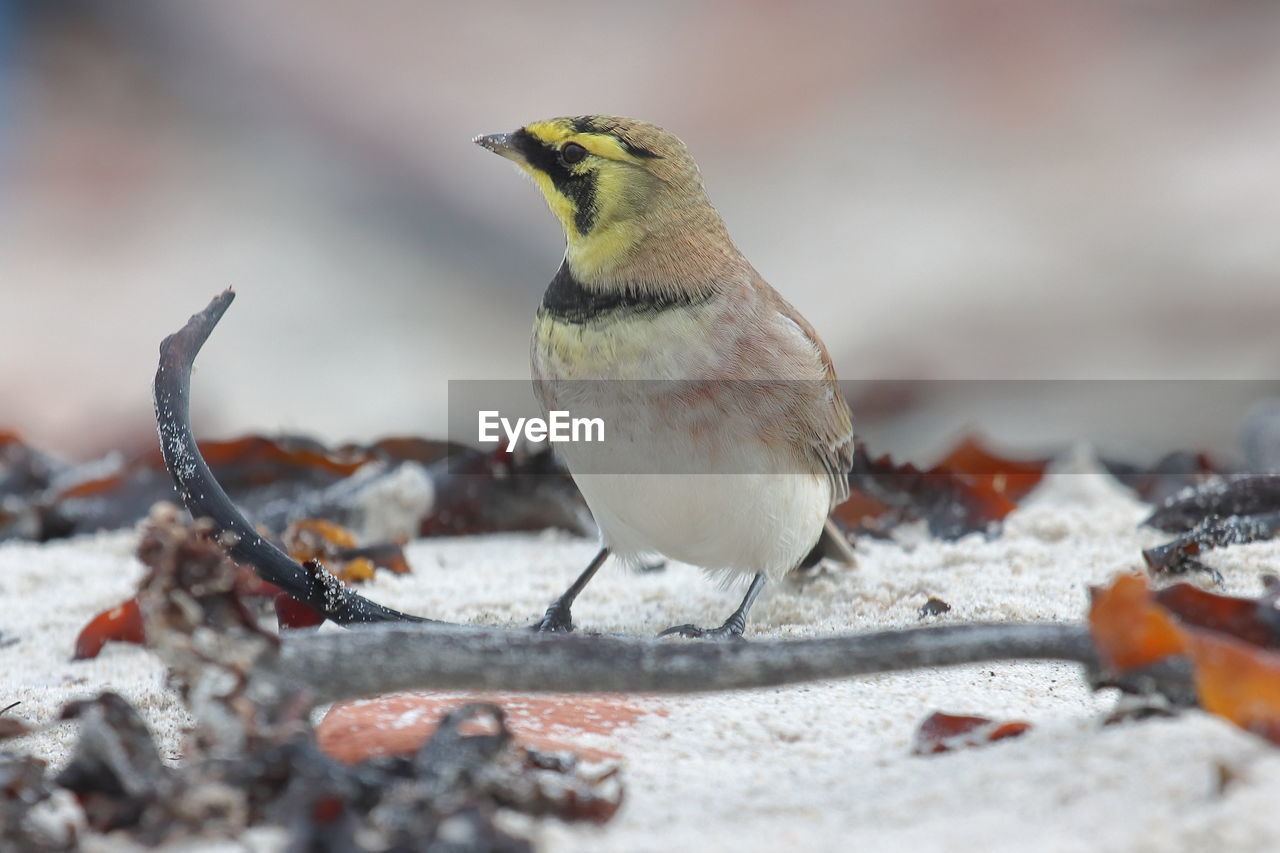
[524,120,646,164]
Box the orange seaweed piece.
[936,435,1049,504]
[192,436,370,483]
[1088,574,1187,672]
[912,711,1032,755]
[1155,583,1280,650]
[359,545,412,575]
[1091,574,1280,744]
[73,598,145,660]
[284,520,368,583]
[831,490,896,530]
[284,519,359,559]
[1183,630,1280,743]
[847,438,1048,539]
[273,592,325,629]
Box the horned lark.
[475,116,853,638]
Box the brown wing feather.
[753,276,854,511]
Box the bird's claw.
[532,603,574,633]
[657,622,746,641]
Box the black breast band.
[539,260,709,325]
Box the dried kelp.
[0,432,75,541]
[841,439,1048,540]
[911,711,1031,755]
[48,509,623,849]
[1140,475,1280,581]
[74,514,414,659]
[1090,575,1280,742]
[52,694,617,850]
[1142,511,1280,581]
[1103,450,1222,508]
[0,752,68,852]
[1144,474,1280,534]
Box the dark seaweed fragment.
[1144,474,1280,534]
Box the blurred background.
[2,0,1278,465]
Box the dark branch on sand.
[271,621,1109,703]
[153,290,437,626]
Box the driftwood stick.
[272,621,1106,703]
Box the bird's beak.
[473,131,522,162]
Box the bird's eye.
[560,142,587,165]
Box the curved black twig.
[153,290,436,625]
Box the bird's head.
[475,116,720,283]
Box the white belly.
[549,384,830,578]
[572,468,829,579]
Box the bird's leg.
[658,573,767,641]
[532,547,609,633]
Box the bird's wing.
[766,289,855,511]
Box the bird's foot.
[531,601,574,633]
[658,613,748,641]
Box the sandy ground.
[5,453,1280,852]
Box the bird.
[474,115,853,639]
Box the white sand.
[5,455,1280,851]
